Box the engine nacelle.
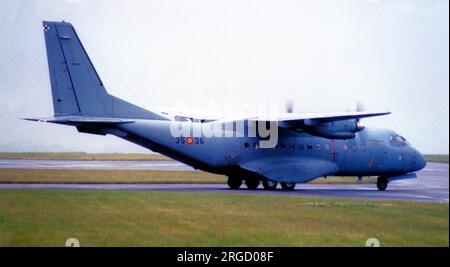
[304,119,364,139]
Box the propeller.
[285,100,295,113]
[354,101,366,133]
[356,101,365,112]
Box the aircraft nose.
[412,150,426,172]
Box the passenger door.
[367,140,386,169]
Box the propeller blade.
[355,101,366,122]
[286,100,294,113]
[356,101,365,112]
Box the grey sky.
[0,0,448,154]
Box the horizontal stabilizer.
[22,116,135,125]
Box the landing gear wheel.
[227,177,242,190]
[281,182,296,191]
[245,178,260,190]
[262,179,278,190]
[377,176,388,191]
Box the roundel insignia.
[187,137,193,145]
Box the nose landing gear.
[376,176,389,191]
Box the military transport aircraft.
[26,21,426,191]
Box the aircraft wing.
[24,110,389,126]
[243,111,390,124]
[153,108,390,125]
[241,157,339,183]
[151,107,241,122]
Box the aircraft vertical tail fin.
[42,21,164,120]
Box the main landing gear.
[245,178,260,190]
[262,179,278,190]
[280,182,296,191]
[376,176,389,191]
[227,177,242,190]
[227,177,295,191]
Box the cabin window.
[324,144,330,151]
[253,143,259,149]
[316,144,321,150]
[299,144,304,150]
[342,144,348,150]
[244,142,250,149]
[307,144,313,150]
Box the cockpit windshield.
[389,135,410,147]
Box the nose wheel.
[376,176,389,191]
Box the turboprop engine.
[303,119,364,139]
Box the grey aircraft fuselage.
[112,119,426,183]
[30,21,427,191]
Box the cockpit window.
[389,135,410,147]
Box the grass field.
[1,152,448,163]
[0,169,374,184]
[0,152,170,161]
[0,190,447,247]
[424,154,449,164]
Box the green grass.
[0,169,226,184]
[0,152,170,161]
[424,154,449,164]
[0,190,447,246]
[0,169,374,184]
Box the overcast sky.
[0,0,448,154]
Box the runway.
[0,159,193,170]
[0,162,447,203]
